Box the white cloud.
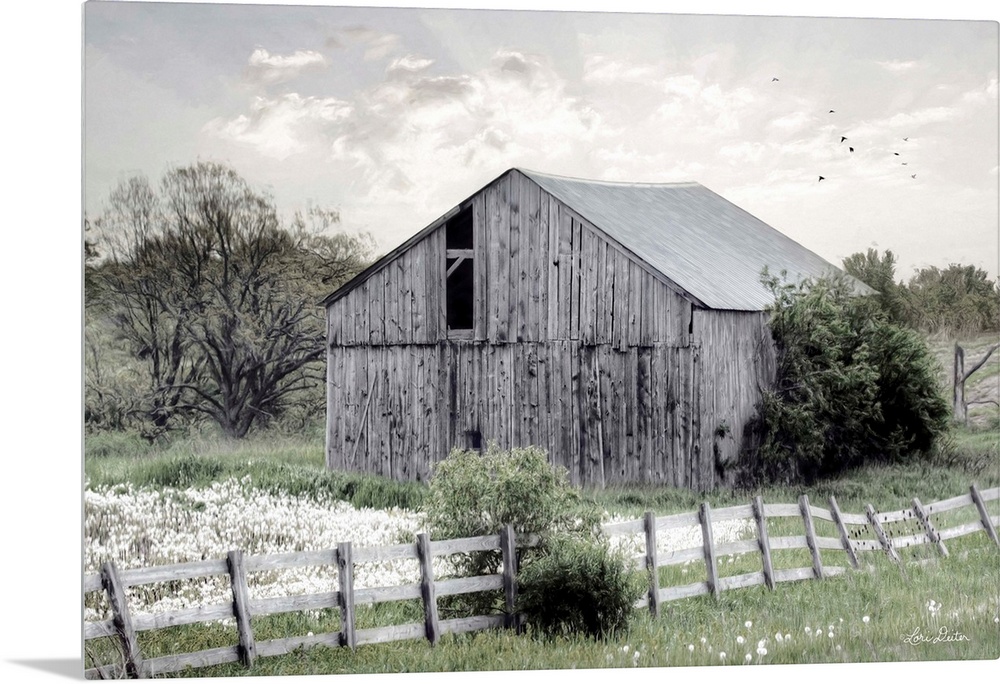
[246,48,328,86]
[204,94,352,159]
[877,59,918,72]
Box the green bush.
[424,443,598,543]
[423,443,600,616]
[742,272,950,485]
[517,534,643,639]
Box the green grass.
[96,532,997,677]
[83,422,999,677]
[84,430,427,510]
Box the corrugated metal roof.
[521,169,871,311]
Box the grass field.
[83,412,999,677]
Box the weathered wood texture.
[326,169,776,489]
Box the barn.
[322,168,862,490]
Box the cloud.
[203,93,352,159]
[245,48,328,86]
[877,60,918,72]
[334,25,402,61]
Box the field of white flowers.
[83,476,754,622]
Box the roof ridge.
[517,167,702,189]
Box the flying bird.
[903,137,909,141]
[772,77,779,81]
[818,176,826,182]
[902,162,908,165]
[829,109,836,113]
[911,174,917,178]
[840,136,848,143]
[849,147,854,153]
[893,152,900,156]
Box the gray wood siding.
[326,341,709,487]
[691,310,777,484]
[327,170,693,349]
[324,170,778,490]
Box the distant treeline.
[842,249,1000,335]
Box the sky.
[82,1,999,282]
[1,3,998,684]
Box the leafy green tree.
[743,272,950,485]
[904,264,1000,335]
[842,248,909,325]
[87,162,372,438]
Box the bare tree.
[88,162,372,438]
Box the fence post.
[699,502,719,597]
[227,550,257,669]
[828,496,860,568]
[799,495,824,579]
[752,496,775,590]
[911,497,948,558]
[643,511,660,617]
[101,561,144,679]
[865,504,901,566]
[970,484,1000,547]
[336,542,357,649]
[499,524,521,631]
[416,533,440,645]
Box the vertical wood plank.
[828,495,861,568]
[474,193,487,342]
[570,219,582,341]
[416,533,440,645]
[527,178,541,342]
[500,524,520,631]
[752,496,775,590]
[799,495,824,579]
[227,550,257,668]
[101,561,144,679]
[700,502,719,597]
[509,172,523,343]
[970,484,1000,546]
[336,542,357,649]
[644,511,660,617]
[866,503,902,565]
[544,191,557,340]
[496,175,510,343]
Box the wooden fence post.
[865,504,901,565]
[643,511,660,617]
[699,502,719,597]
[970,484,1000,547]
[828,496,860,569]
[752,496,775,590]
[416,533,440,645]
[799,495,824,579]
[911,497,948,558]
[499,525,521,631]
[227,550,256,669]
[336,542,357,649]
[101,561,144,679]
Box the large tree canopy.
[86,162,373,438]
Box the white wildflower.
[736,636,745,645]
[862,615,870,624]
[744,620,753,629]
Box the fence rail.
[84,484,1000,678]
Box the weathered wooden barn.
[323,168,860,490]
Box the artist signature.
[901,626,970,645]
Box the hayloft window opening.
[446,205,475,335]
